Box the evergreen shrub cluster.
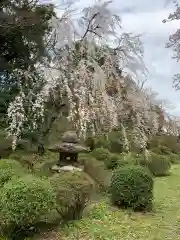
[0,159,93,238]
[110,165,154,211]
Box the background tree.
[163,0,180,89]
[0,0,55,126]
[6,0,149,151]
[0,0,56,152]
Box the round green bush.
[145,152,171,176]
[0,175,56,227]
[83,158,112,191]
[85,137,95,151]
[91,148,111,162]
[109,139,123,153]
[166,153,180,164]
[117,153,138,168]
[110,165,154,211]
[0,159,25,187]
[151,145,171,155]
[78,153,95,165]
[50,172,94,220]
[94,136,111,150]
[105,153,120,169]
[108,130,124,153]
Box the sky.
[115,0,180,115]
[51,0,180,115]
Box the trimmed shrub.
[94,136,111,150]
[159,145,171,155]
[9,152,39,168]
[33,151,59,176]
[106,153,120,169]
[151,145,171,155]
[9,151,25,161]
[78,153,95,165]
[108,130,124,153]
[110,165,154,211]
[91,148,111,162]
[84,158,112,191]
[167,153,180,164]
[137,152,171,177]
[0,131,13,158]
[109,139,123,153]
[0,175,56,233]
[34,159,57,177]
[50,172,94,221]
[149,135,180,154]
[91,149,126,170]
[83,202,108,219]
[117,153,139,168]
[0,159,25,187]
[85,137,95,151]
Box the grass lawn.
[35,165,180,240]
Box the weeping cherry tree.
[6,0,159,152]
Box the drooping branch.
[81,13,100,40]
[5,0,151,150]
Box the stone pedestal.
[51,164,83,173]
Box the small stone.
[59,165,83,172]
[51,164,83,172]
[51,165,61,172]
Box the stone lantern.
[48,131,89,169]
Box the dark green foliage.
[110,165,154,211]
[84,158,112,191]
[0,131,33,158]
[0,175,56,231]
[78,153,95,165]
[158,145,171,155]
[136,152,171,177]
[34,159,58,177]
[50,172,94,221]
[0,2,55,73]
[85,137,95,151]
[167,153,180,164]
[117,154,137,168]
[109,139,123,153]
[150,145,180,164]
[0,131,13,158]
[91,148,111,162]
[91,131,124,153]
[0,159,25,187]
[0,0,56,129]
[151,145,171,155]
[149,135,180,154]
[32,151,58,176]
[104,152,139,170]
[147,153,171,176]
[108,130,123,153]
[94,136,111,150]
[106,153,120,169]
[9,150,35,163]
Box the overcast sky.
[51,0,180,115]
[115,0,180,115]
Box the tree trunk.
[37,143,45,156]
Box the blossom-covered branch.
[6,0,150,149]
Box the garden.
[0,133,179,240]
[1,0,180,239]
